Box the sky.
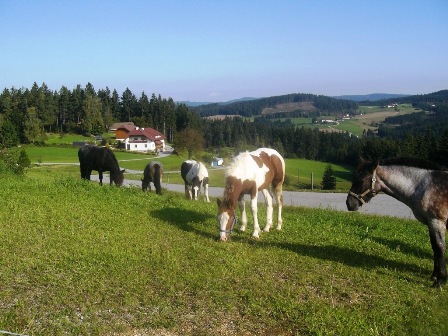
[1,0,447,102]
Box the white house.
[124,127,166,153]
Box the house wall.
[115,129,129,140]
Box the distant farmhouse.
[109,122,166,153]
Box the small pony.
[180,160,210,202]
[346,157,448,287]
[142,161,163,194]
[217,148,285,241]
[78,145,124,186]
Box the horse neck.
[377,165,426,202]
[222,177,242,210]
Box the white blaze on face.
[218,211,230,240]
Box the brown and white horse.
[346,157,448,287]
[217,148,285,241]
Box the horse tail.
[154,163,163,194]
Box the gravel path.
[90,174,416,220]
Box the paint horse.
[346,157,448,287]
[142,161,163,194]
[180,160,210,202]
[217,148,285,241]
[78,145,124,186]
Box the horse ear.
[216,198,221,207]
[373,159,379,170]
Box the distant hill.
[180,97,258,107]
[191,93,358,118]
[333,93,410,102]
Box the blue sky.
[1,0,447,102]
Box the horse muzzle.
[346,194,360,211]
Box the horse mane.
[380,157,447,171]
[221,177,238,209]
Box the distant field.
[24,145,354,191]
[268,104,423,136]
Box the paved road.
[46,144,416,220]
[90,174,416,220]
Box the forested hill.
[192,93,358,118]
[377,90,448,139]
[359,89,448,106]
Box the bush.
[0,148,31,175]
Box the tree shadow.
[150,206,217,240]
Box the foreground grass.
[1,170,447,335]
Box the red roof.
[128,127,166,141]
[116,124,137,133]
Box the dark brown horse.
[217,148,285,241]
[142,161,163,194]
[346,157,448,287]
[78,145,124,186]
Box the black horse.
[346,157,448,287]
[142,161,163,194]
[78,145,125,186]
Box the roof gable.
[128,127,166,141]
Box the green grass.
[1,170,447,335]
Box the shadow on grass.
[272,241,429,280]
[369,236,433,260]
[150,206,217,240]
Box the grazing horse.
[180,160,210,202]
[142,161,163,194]
[217,148,285,241]
[78,145,125,186]
[346,157,448,287]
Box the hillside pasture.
[24,145,353,190]
[0,172,447,335]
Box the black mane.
[380,157,447,171]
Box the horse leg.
[185,183,192,199]
[203,183,210,202]
[250,196,261,238]
[262,189,274,232]
[99,171,103,186]
[428,219,447,287]
[275,185,284,230]
[238,196,247,232]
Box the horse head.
[112,169,125,186]
[346,159,379,211]
[217,198,237,241]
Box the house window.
[135,144,137,148]
[145,144,147,148]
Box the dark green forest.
[192,93,359,118]
[1,83,448,167]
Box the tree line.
[0,82,201,147]
[1,83,448,168]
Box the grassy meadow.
[24,145,353,190]
[1,167,448,335]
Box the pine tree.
[321,164,337,190]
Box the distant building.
[211,157,224,167]
[124,127,166,153]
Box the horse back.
[78,145,119,173]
